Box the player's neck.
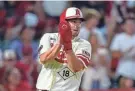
[72,35,78,40]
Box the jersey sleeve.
[38,33,51,55]
[75,42,92,68]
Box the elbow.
[72,69,80,73]
[69,60,85,72]
[40,58,47,64]
[40,54,48,64]
[71,68,82,73]
[40,55,54,64]
[69,68,78,73]
[39,52,52,64]
[70,66,83,73]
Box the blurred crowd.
[0,1,135,91]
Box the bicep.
[75,44,92,68]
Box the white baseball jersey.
[36,33,92,91]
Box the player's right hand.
[58,21,72,51]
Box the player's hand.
[58,21,72,51]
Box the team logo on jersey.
[57,67,75,80]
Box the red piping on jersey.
[77,55,90,66]
[76,54,91,62]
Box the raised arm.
[58,21,92,72]
[38,34,62,64]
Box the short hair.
[81,7,101,20]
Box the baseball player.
[36,7,92,91]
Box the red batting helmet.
[60,7,84,22]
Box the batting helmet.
[60,7,84,22]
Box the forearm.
[46,44,61,60]
[66,50,83,72]
[40,44,61,64]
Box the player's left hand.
[58,21,72,51]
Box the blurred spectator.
[3,1,17,18]
[34,1,46,40]
[116,61,135,89]
[112,1,127,23]
[117,76,134,89]
[0,49,3,67]
[79,8,106,47]
[10,27,38,60]
[0,84,6,91]
[0,6,6,28]
[81,33,111,90]
[1,28,15,50]
[15,45,38,90]
[72,1,106,14]
[110,17,135,86]
[24,12,39,28]
[15,1,35,17]
[34,1,46,21]
[3,49,17,69]
[99,15,117,48]
[42,1,69,20]
[42,1,70,33]
[72,1,110,27]
[0,16,23,50]
[3,67,32,91]
[0,49,17,84]
[6,17,23,40]
[112,1,135,23]
[23,2,38,28]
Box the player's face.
[68,19,82,38]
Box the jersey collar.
[72,36,80,42]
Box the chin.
[72,30,79,37]
[72,33,79,38]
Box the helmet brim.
[65,18,85,22]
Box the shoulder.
[78,38,91,45]
[78,38,91,48]
[40,33,58,40]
